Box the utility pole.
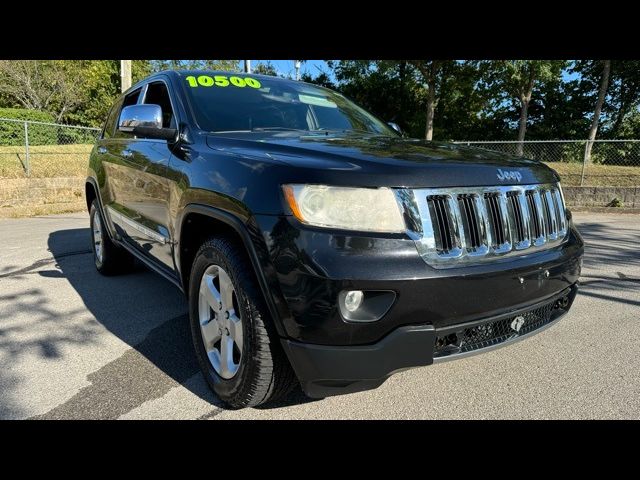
[294,60,301,80]
[120,60,132,92]
[244,60,251,73]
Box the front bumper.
[255,215,584,345]
[253,214,583,398]
[282,285,578,398]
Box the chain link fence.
[0,118,100,178]
[453,140,640,187]
[1,118,639,188]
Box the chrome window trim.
[395,183,569,268]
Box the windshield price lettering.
[185,75,261,89]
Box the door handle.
[97,146,107,154]
[121,149,133,158]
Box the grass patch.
[1,144,639,187]
[0,201,86,219]
[543,162,640,186]
[0,144,92,178]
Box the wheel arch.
[85,177,99,213]
[176,204,288,337]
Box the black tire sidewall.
[89,203,106,271]
[188,243,255,404]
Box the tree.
[584,60,611,162]
[607,60,640,138]
[329,60,418,133]
[150,60,240,72]
[300,71,335,89]
[327,60,481,140]
[0,60,84,122]
[523,62,592,140]
[64,60,120,127]
[480,60,565,154]
[430,61,488,141]
[253,61,278,76]
[615,109,640,138]
[409,60,451,140]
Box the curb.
[569,206,640,214]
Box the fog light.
[344,290,364,312]
[338,290,396,322]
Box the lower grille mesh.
[433,301,557,359]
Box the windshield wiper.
[310,128,376,135]
[251,127,308,132]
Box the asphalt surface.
[0,211,638,419]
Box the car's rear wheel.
[189,236,297,408]
[89,201,134,275]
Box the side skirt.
[116,239,184,293]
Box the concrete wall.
[563,186,640,208]
[1,178,639,218]
[0,177,85,218]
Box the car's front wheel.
[189,236,297,408]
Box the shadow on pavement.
[38,227,315,417]
[575,221,640,308]
[29,217,638,417]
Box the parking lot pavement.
[0,211,638,419]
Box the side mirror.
[118,104,177,141]
[387,122,403,136]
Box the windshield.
[180,72,396,135]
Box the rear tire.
[89,201,134,275]
[189,236,297,408]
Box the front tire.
[189,236,297,408]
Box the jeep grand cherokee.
[85,71,584,408]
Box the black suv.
[86,71,584,408]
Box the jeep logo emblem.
[511,316,525,333]
[497,169,522,182]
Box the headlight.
[282,184,405,233]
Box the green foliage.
[490,61,565,100]
[0,108,55,146]
[616,110,640,138]
[301,71,335,89]
[604,60,640,138]
[431,61,491,140]
[150,60,240,72]
[0,107,55,122]
[325,60,490,139]
[327,61,423,137]
[0,60,85,123]
[63,60,119,127]
[253,61,279,76]
[590,142,638,166]
[0,59,639,142]
[525,68,592,139]
[0,60,239,129]
[474,60,566,139]
[62,60,152,127]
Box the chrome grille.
[459,194,481,250]
[402,183,568,267]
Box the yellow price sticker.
[185,75,261,89]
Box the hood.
[205,132,560,188]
